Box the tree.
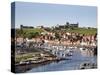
[55,32,61,40]
[25,31,40,39]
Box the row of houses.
[16,30,97,47]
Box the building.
[20,25,34,29]
[55,22,79,29]
[36,26,44,29]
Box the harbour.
[15,43,97,73]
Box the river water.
[27,48,97,73]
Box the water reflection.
[27,48,97,73]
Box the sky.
[13,2,97,28]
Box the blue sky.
[14,2,97,28]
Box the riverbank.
[15,47,97,73]
[15,41,97,73]
[15,57,68,73]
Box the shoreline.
[15,58,68,73]
[15,43,97,73]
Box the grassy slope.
[16,27,97,36]
[65,28,97,35]
[22,28,46,33]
